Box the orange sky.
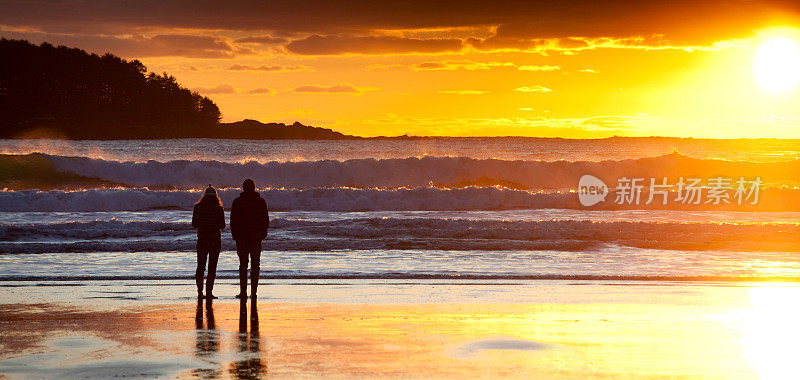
[2,0,800,137]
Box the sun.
[753,37,800,94]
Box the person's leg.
[205,240,221,298]
[236,241,249,298]
[196,241,209,297]
[250,241,262,297]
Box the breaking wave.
[5,152,800,190]
[0,187,565,212]
[3,217,799,254]
[3,186,800,212]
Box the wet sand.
[1,280,799,379]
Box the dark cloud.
[286,34,463,55]
[295,85,360,93]
[467,36,594,52]
[0,0,506,34]
[235,35,288,44]
[0,30,238,58]
[464,1,800,50]
[228,64,311,71]
[1,0,798,54]
[143,34,236,57]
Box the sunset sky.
[2,0,800,137]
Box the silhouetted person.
[230,179,269,299]
[192,185,225,299]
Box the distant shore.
[7,122,800,141]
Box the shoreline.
[4,275,800,282]
[2,278,798,305]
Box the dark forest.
[0,39,354,139]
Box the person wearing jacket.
[230,178,269,299]
[192,185,225,299]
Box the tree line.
[0,38,221,139]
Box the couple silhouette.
[192,178,269,299]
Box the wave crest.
[4,152,799,190]
[4,217,800,253]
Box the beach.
[3,138,800,378]
[2,279,798,379]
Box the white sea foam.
[3,185,799,213]
[41,153,800,190]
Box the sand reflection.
[5,283,800,378]
[229,299,267,379]
[742,284,800,380]
[193,299,221,378]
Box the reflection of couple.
[194,298,265,378]
[192,178,269,299]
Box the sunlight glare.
[754,37,800,94]
[742,285,800,380]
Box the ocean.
[2,137,800,282]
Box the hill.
[219,119,358,140]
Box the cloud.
[466,36,609,53]
[413,61,450,70]
[579,116,642,131]
[294,84,376,94]
[0,30,240,58]
[518,65,560,72]
[228,64,312,72]
[366,63,407,70]
[191,84,236,94]
[466,33,740,54]
[514,85,552,93]
[414,60,514,71]
[369,60,520,71]
[1,0,789,59]
[579,69,598,73]
[438,90,488,95]
[246,87,276,94]
[358,114,661,137]
[192,85,276,95]
[285,34,463,55]
[143,34,236,57]
[234,35,288,44]
[0,0,795,53]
